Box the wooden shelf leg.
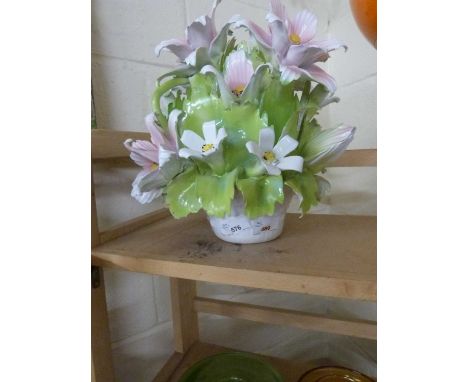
[170,278,199,353]
[92,266,115,382]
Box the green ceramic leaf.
[181,74,224,137]
[259,77,299,139]
[165,167,201,218]
[237,175,284,218]
[284,168,319,214]
[197,169,238,217]
[152,77,189,128]
[221,104,268,171]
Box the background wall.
[92,1,376,381]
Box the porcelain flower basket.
[124,0,355,244]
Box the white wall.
[92,1,376,381]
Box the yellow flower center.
[202,143,215,153]
[150,163,159,171]
[231,85,245,97]
[289,33,301,45]
[262,151,276,163]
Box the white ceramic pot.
[208,193,291,244]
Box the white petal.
[273,135,298,159]
[179,147,202,159]
[258,128,275,152]
[215,127,227,146]
[202,120,218,143]
[180,130,205,152]
[264,163,281,175]
[246,141,261,157]
[277,156,304,172]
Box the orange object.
[350,0,377,48]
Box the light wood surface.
[329,149,376,167]
[92,213,376,300]
[170,278,199,353]
[91,267,115,382]
[194,297,376,340]
[152,341,315,382]
[92,129,149,160]
[99,209,171,244]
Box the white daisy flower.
[179,120,227,158]
[246,128,304,175]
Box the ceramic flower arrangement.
[124,0,355,244]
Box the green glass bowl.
[178,352,284,382]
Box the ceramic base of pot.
[207,193,290,244]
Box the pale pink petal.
[180,130,205,152]
[273,135,298,159]
[277,156,304,172]
[269,0,287,23]
[302,63,337,93]
[124,139,158,167]
[155,39,192,61]
[269,19,290,59]
[224,50,254,91]
[307,37,347,52]
[258,128,275,152]
[144,113,165,146]
[230,15,272,49]
[186,17,215,50]
[290,10,317,43]
[283,45,327,66]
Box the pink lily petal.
[144,113,165,146]
[269,19,290,59]
[283,45,328,66]
[124,139,158,168]
[224,51,254,93]
[302,63,337,93]
[186,17,216,50]
[230,15,272,49]
[268,0,287,23]
[307,37,347,52]
[289,10,317,43]
[155,39,192,61]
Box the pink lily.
[231,0,346,92]
[155,0,231,67]
[123,110,181,203]
[200,50,271,106]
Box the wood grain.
[92,129,149,160]
[170,278,199,353]
[91,267,115,382]
[92,213,376,300]
[194,297,376,340]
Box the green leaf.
[260,77,299,139]
[284,168,319,214]
[181,74,224,137]
[165,167,201,218]
[236,175,284,219]
[221,104,268,171]
[196,169,238,217]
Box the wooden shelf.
[152,341,317,382]
[92,213,376,301]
